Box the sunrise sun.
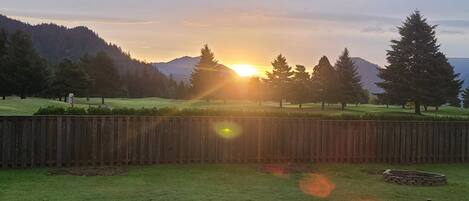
[230,64,258,77]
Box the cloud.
[439,29,465,35]
[1,9,158,25]
[260,11,401,25]
[434,20,469,28]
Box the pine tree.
[311,56,338,110]
[82,52,121,104]
[423,52,462,111]
[264,54,293,108]
[6,30,49,99]
[377,11,462,114]
[463,87,469,109]
[48,59,91,101]
[190,45,220,102]
[0,29,9,100]
[335,48,363,110]
[291,65,311,108]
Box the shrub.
[34,106,66,115]
[87,107,112,115]
[64,107,87,115]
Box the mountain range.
[153,56,469,94]
[153,56,385,93]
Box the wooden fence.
[0,116,468,168]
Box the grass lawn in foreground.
[1,96,469,117]
[0,164,468,201]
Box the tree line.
[191,45,368,109]
[189,11,468,114]
[0,29,190,102]
[190,45,367,110]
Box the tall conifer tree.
[82,52,121,104]
[291,65,311,108]
[264,54,293,108]
[311,56,338,110]
[378,11,462,114]
[6,30,49,99]
[336,48,363,110]
[190,45,220,102]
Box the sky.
[2,0,469,72]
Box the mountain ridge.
[152,56,233,83]
[0,14,158,74]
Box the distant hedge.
[32,106,469,121]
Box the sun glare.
[230,64,258,77]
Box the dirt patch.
[48,166,128,176]
[258,163,318,175]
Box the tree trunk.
[64,96,68,103]
[386,104,389,109]
[20,94,26,99]
[435,106,439,111]
[86,96,90,102]
[402,104,405,109]
[299,103,302,109]
[415,101,421,115]
[2,96,5,100]
[424,105,428,112]
[321,101,325,110]
[101,97,105,105]
[341,102,346,110]
[59,97,62,101]
[279,99,283,108]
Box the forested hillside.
[0,14,181,98]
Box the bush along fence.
[1,116,469,168]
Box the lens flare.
[261,164,288,178]
[213,121,242,139]
[299,173,336,198]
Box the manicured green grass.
[1,164,468,201]
[1,96,469,118]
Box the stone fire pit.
[383,169,447,186]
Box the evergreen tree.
[82,52,121,104]
[6,30,49,99]
[291,65,311,108]
[377,11,462,114]
[0,29,9,100]
[335,48,363,110]
[48,59,91,101]
[190,45,220,102]
[311,56,338,110]
[423,52,463,110]
[463,87,469,109]
[264,54,293,107]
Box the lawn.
[1,96,469,117]
[0,164,468,201]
